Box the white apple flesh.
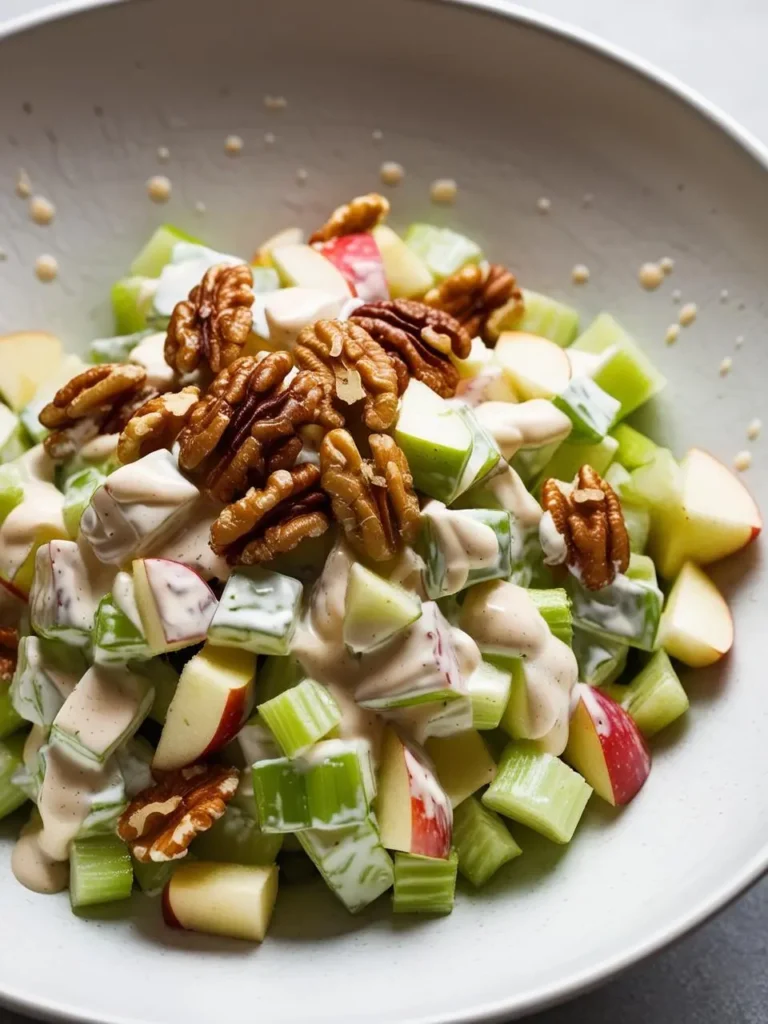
[494,332,572,400]
[657,561,734,668]
[133,558,218,655]
[371,224,435,298]
[264,287,347,350]
[0,331,63,411]
[425,731,497,808]
[162,862,278,942]
[271,243,352,298]
[313,232,389,302]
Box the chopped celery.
[603,649,689,737]
[626,552,658,585]
[453,796,521,886]
[192,804,283,866]
[496,656,532,740]
[252,758,309,832]
[92,594,151,665]
[487,288,579,347]
[483,741,592,844]
[70,835,133,909]
[207,567,303,656]
[226,715,280,766]
[535,434,619,492]
[403,223,483,280]
[259,678,341,757]
[298,817,394,913]
[623,504,651,554]
[256,656,304,705]
[567,570,663,652]
[343,563,422,654]
[425,730,496,807]
[136,658,179,724]
[527,588,572,646]
[611,423,658,470]
[0,678,23,739]
[132,856,175,897]
[571,313,667,418]
[111,276,156,335]
[88,329,150,365]
[63,467,107,539]
[572,627,628,687]
[466,659,513,730]
[30,541,99,646]
[0,405,31,464]
[10,635,87,727]
[510,442,561,488]
[553,377,620,443]
[392,851,458,914]
[129,224,201,277]
[420,504,513,600]
[0,464,24,523]
[0,732,29,819]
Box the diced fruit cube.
[298,818,394,913]
[0,332,63,411]
[314,232,389,301]
[420,502,512,599]
[271,243,351,298]
[611,423,658,470]
[553,377,620,443]
[30,540,101,646]
[133,558,218,655]
[392,850,458,914]
[602,649,689,737]
[425,731,496,808]
[466,658,514,730]
[162,862,278,942]
[371,224,435,298]
[62,467,107,539]
[657,562,733,667]
[487,288,579,347]
[343,562,421,654]
[535,434,619,492]
[207,567,302,655]
[453,796,521,887]
[453,404,502,495]
[567,568,663,652]
[263,288,347,350]
[0,464,24,524]
[253,226,304,265]
[494,332,572,399]
[403,223,483,281]
[111,277,157,334]
[129,224,201,277]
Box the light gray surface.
[0,0,766,1022]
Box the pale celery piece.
[63,467,107,539]
[132,857,175,897]
[626,552,658,585]
[553,377,621,443]
[492,288,579,347]
[510,442,561,488]
[611,422,658,470]
[453,404,502,498]
[570,313,667,418]
[483,742,592,844]
[404,223,483,280]
[602,649,689,737]
[453,796,522,887]
[259,678,341,757]
[208,568,303,655]
[256,656,304,706]
[534,434,619,493]
[0,464,24,524]
[111,276,156,335]
[298,816,394,913]
[92,595,151,665]
[0,678,23,739]
[392,851,458,915]
[567,569,663,652]
[88,329,151,365]
[251,758,310,832]
[0,732,29,820]
[30,540,99,647]
[69,835,133,909]
[129,223,202,278]
[11,635,87,727]
[75,759,128,838]
[134,658,179,724]
[420,506,512,600]
[0,404,31,464]
[343,563,421,654]
[527,588,572,647]
[624,447,681,513]
[192,803,283,866]
[467,658,514,731]
[572,627,628,687]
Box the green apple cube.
[111,276,157,335]
[453,796,522,887]
[403,223,483,280]
[571,313,667,418]
[88,329,150,365]
[62,467,107,539]
[208,568,303,655]
[611,423,658,470]
[453,404,502,496]
[298,816,394,913]
[0,733,30,821]
[534,434,619,492]
[571,627,628,687]
[394,380,473,502]
[482,741,592,844]
[256,656,305,705]
[0,464,24,524]
[371,224,434,298]
[420,503,512,599]
[567,569,663,651]
[30,540,100,646]
[624,504,651,554]
[343,562,422,654]
[192,802,283,866]
[467,658,514,730]
[129,224,202,277]
[602,649,689,737]
[0,406,31,464]
[392,851,458,915]
[11,635,87,727]
[50,665,154,766]
[553,377,621,443]
[624,448,681,512]
[92,595,151,665]
[488,288,579,347]
[258,678,341,757]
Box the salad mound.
[0,193,761,934]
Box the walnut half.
[308,193,390,245]
[424,262,522,343]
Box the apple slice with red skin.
[313,232,389,302]
[133,558,218,655]
[376,727,452,858]
[565,683,651,807]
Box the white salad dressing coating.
[79,433,120,465]
[539,509,568,565]
[142,559,217,643]
[476,462,543,528]
[153,497,231,581]
[129,331,176,392]
[474,399,572,460]
[111,571,143,631]
[0,446,66,582]
[421,500,499,595]
[265,288,347,350]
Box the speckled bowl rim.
[0,1,767,1021]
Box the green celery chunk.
[483,741,592,843]
[259,678,341,757]
[420,504,513,600]
[453,796,521,886]
[251,758,310,832]
[0,678,24,739]
[392,851,458,914]
[69,835,133,909]
[488,288,579,347]
[192,803,283,866]
[567,568,663,652]
[92,594,151,665]
[11,635,87,727]
[602,649,689,737]
[0,404,31,464]
[466,659,514,731]
[75,758,128,838]
[88,329,150,365]
[0,732,29,820]
[130,224,202,277]
[626,552,658,585]
[132,857,175,896]
[610,423,658,470]
[256,656,304,705]
[298,816,394,913]
[534,434,619,493]
[207,567,303,656]
[63,467,107,539]
[572,627,628,687]
[0,464,24,524]
[404,223,483,280]
[111,276,156,334]
[553,377,621,443]
[30,540,98,647]
[570,313,667,418]
[527,588,572,646]
[510,442,561,488]
[137,658,179,724]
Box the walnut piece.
[319,429,420,562]
[117,386,200,464]
[294,319,400,430]
[541,465,630,590]
[164,263,254,376]
[309,192,390,245]
[117,763,239,863]
[0,626,18,682]
[39,364,154,460]
[350,299,471,399]
[424,263,522,342]
[210,462,330,565]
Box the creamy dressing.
[112,571,143,631]
[11,818,69,894]
[422,500,499,596]
[265,288,347,350]
[30,540,106,645]
[539,509,568,565]
[0,447,66,582]
[474,462,543,528]
[79,433,120,465]
[474,399,572,460]
[152,497,231,581]
[142,558,217,643]
[460,579,578,755]
[129,332,176,391]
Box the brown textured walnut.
[424,263,522,342]
[117,386,200,464]
[164,263,254,376]
[117,763,239,863]
[308,192,390,245]
[294,319,399,430]
[541,465,630,590]
[210,463,330,564]
[319,429,420,562]
[0,626,18,683]
[39,364,152,460]
[350,299,471,399]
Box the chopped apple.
[314,232,389,302]
[657,562,733,667]
[371,224,435,298]
[271,243,351,298]
[30,540,102,647]
[343,562,422,653]
[0,332,63,411]
[133,558,218,655]
[425,731,497,808]
[153,643,256,771]
[162,862,278,942]
[264,288,347,350]
[253,226,303,265]
[494,332,572,400]
[565,683,651,806]
[376,728,452,858]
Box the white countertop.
[1,1,766,1022]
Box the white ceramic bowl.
[1,1,766,1021]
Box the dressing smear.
[474,399,572,461]
[421,501,499,596]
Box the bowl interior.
[0,1,766,1022]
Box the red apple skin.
[162,882,182,929]
[199,684,252,761]
[314,233,389,302]
[404,747,453,858]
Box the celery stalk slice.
[467,659,513,731]
[258,678,341,757]
[527,588,572,647]
[0,732,28,820]
[392,850,458,914]
[298,816,394,913]
[453,796,522,887]
[0,681,24,740]
[70,835,133,909]
[602,649,689,737]
[572,627,628,687]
